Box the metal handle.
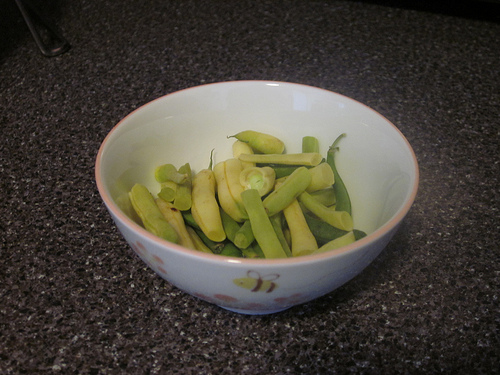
[15,0,70,57]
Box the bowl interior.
[98,81,417,239]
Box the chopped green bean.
[241,242,265,258]
[263,166,312,217]
[310,188,336,207]
[220,243,243,257]
[239,166,276,196]
[129,184,179,243]
[220,209,241,244]
[306,162,335,193]
[304,213,348,246]
[241,189,287,259]
[269,213,292,257]
[302,136,320,153]
[298,191,353,231]
[239,152,322,166]
[312,231,356,254]
[233,220,255,249]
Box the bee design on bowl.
[233,270,280,293]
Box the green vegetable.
[327,134,351,215]
[306,163,335,193]
[262,167,311,217]
[310,188,336,207]
[128,184,179,243]
[229,130,285,154]
[158,180,177,202]
[233,220,255,249]
[304,214,349,245]
[220,243,243,257]
[241,189,287,259]
[194,228,225,254]
[241,242,265,258]
[302,136,320,153]
[220,209,241,244]
[239,152,322,167]
[155,164,188,184]
[312,231,356,254]
[298,191,353,231]
[239,166,276,196]
[269,213,292,257]
[182,211,199,229]
[304,213,367,246]
[173,163,192,211]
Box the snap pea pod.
[128,184,179,243]
[241,189,287,259]
[327,134,351,215]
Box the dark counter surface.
[1,0,499,373]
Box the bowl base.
[220,305,290,315]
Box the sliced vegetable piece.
[263,166,311,217]
[239,166,276,196]
[191,169,226,242]
[283,199,318,257]
[306,162,335,193]
[311,231,356,254]
[156,198,196,249]
[298,190,353,231]
[155,164,188,184]
[302,136,320,153]
[129,184,179,243]
[241,189,287,259]
[238,152,322,166]
[229,130,285,154]
[173,163,192,211]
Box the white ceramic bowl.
[95,81,419,315]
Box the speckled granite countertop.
[1,0,499,373]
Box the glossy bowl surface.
[95,81,418,314]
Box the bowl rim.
[95,80,419,266]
